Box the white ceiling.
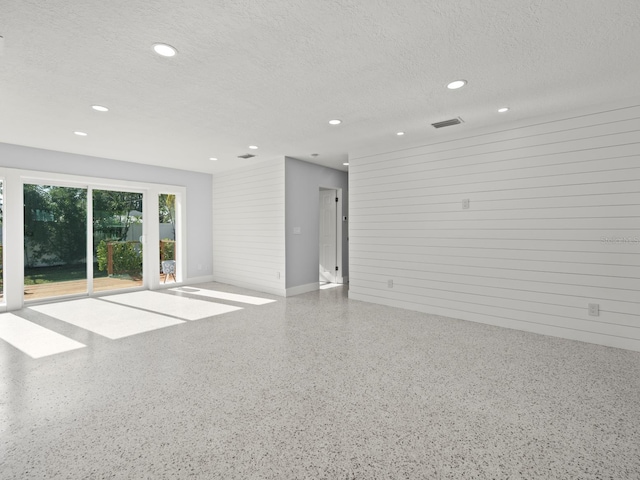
[1,0,639,174]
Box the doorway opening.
[319,187,343,287]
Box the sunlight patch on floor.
[171,287,276,305]
[30,299,184,339]
[319,283,342,290]
[101,291,243,320]
[0,313,86,358]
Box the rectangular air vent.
[237,153,256,159]
[431,117,463,129]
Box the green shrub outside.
[97,240,142,276]
[161,239,175,261]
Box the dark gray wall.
[0,142,213,279]
[285,157,348,288]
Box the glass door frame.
[23,182,90,301]
[89,185,146,296]
[0,174,5,307]
[0,167,186,312]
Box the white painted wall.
[212,158,286,296]
[349,102,640,351]
[285,157,348,293]
[0,143,213,280]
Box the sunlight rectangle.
[30,298,184,339]
[101,291,242,320]
[170,287,276,305]
[0,313,86,358]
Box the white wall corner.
[286,282,319,297]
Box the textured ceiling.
[1,0,639,173]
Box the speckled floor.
[1,283,639,479]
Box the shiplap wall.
[212,158,286,296]
[349,104,640,351]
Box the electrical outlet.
[588,303,599,316]
[387,279,393,288]
[276,272,281,279]
[462,198,470,209]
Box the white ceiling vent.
[431,117,464,129]
[237,153,256,159]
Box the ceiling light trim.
[447,80,467,90]
[153,43,177,57]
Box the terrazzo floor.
[1,283,639,479]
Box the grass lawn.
[24,264,108,285]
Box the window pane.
[159,193,177,284]
[23,184,87,301]
[93,190,143,292]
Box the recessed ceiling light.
[74,131,87,136]
[91,105,109,112]
[447,80,467,90]
[248,145,258,150]
[498,107,510,113]
[329,119,342,125]
[153,43,177,57]
[343,162,349,166]
[209,157,218,161]
[396,131,405,136]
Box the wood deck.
[19,275,175,301]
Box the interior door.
[319,189,337,284]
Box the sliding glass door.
[21,185,145,301]
[23,184,88,301]
[93,189,144,293]
[0,168,185,308]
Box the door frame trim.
[319,186,343,285]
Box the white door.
[319,189,337,283]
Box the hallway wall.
[285,157,348,293]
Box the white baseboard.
[348,291,640,353]
[286,282,319,297]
